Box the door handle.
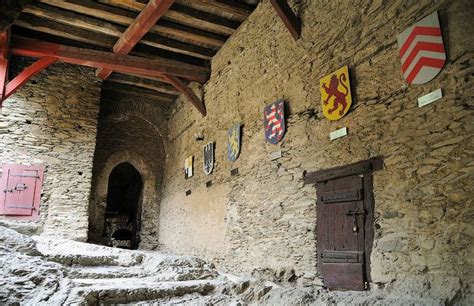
[346,210,365,216]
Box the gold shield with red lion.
[320,65,352,121]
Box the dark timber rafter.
[269,0,301,40]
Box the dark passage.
[104,162,143,249]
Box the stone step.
[64,279,222,304]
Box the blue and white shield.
[227,124,241,162]
[203,142,214,175]
[264,100,285,144]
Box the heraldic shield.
[203,142,214,175]
[264,100,285,144]
[227,124,241,162]
[320,65,352,121]
[397,11,446,85]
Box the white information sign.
[330,127,348,141]
[418,88,443,107]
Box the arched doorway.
[103,162,143,249]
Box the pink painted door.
[0,164,45,219]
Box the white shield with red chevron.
[397,11,446,85]
[264,100,285,144]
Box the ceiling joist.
[5,0,258,115]
[10,37,209,83]
[96,0,176,80]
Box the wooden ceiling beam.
[163,74,206,116]
[13,25,207,67]
[3,57,57,102]
[25,4,215,60]
[10,37,208,83]
[0,30,10,103]
[269,0,301,40]
[109,73,180,95]
[40,0,228,47]
[96,0,176,80]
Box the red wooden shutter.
[0,164,45,220]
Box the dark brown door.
[317,174,367,290]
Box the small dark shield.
[264,99,285,144]
[203,142,214,175]
[227,123,241,162]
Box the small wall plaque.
[418,88,442,107]
[330,127,348,140]
[231,168,239,176]
[269,150,282,161]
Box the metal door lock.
[14,183,27,191]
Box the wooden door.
[317,174,367,290]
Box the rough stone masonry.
[0,58,100,241]
[155,0,474,303]
[0,0,473,304]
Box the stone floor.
[0,225,455,305]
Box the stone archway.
[88,150,159,249]
[104,162,143,249]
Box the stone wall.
[157,0,473,302]
[0,58,100,241]
[88,93,168,249]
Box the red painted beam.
[163,74,206,116]
[269,0,301,40]
[10,37,207,83]
[0,30,10,104]
[96,0,175,80]
[3,57,57,101]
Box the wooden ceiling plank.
[27,3,214,60]
[155,20,225,48]
[94,0,238,35]
[97,0,176,80]
[0,0,36,32]
[181,0,252,20]
[14,14,117,49]
[14,17,208,68]
[10,37,208,83]
[41,0,228,47]
[163,74,206,116]
[109,73,180,95]
[102,81,175,102]
[164,4,240,36]
[269,0,301,40]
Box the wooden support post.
[0,30,10,103]
[10,37,208,82]
[3,57,57,101]
[162,74,206,116]
[96,0,175,80]
[269,0,301,40]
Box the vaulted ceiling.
[3,0,259,115]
